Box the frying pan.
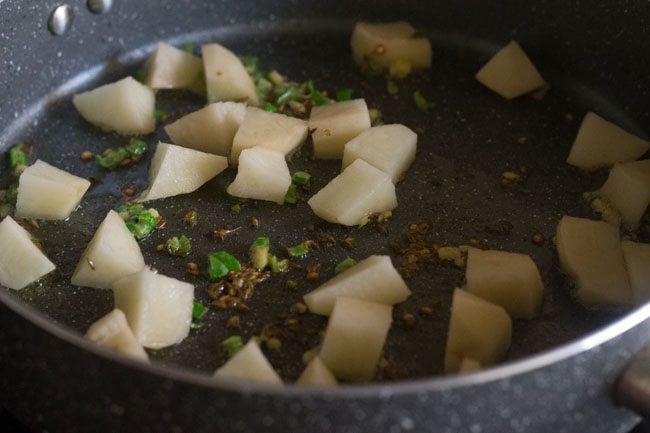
[1,0,649,432]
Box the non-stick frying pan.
[1,1,649,432]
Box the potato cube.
[214,340,283,385]
[226,147,292,205]
[145,42,203,90]
[444,289,512,373]
[622,241,650,305]
[15,160,90,220]
[71,210,145,290]
[137,142,228,202]
[475,40,546,99]
[73,77,155,135]
[556,216,632,308]
[566,112,650,171]
[0,216,55,290]
[202,43,258,105]
[164,102,246,156]
[341,124,417,183]
[85,309,149,361]
[350,21,432,70]
[319,297,392,381]
[303,255,411,316]
[230,107,308,165]
[309,99,371,159]
[598,160,650,226]
[308,159,397,226]
[296,355,338,386]
[113,268,194,349]
[465,248,543,319]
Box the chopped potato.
[308,159,397,226]
[145,42,203,90]
[113,268,194,349]
[350,21,432,70]
[622,241,650,305]
[0,216,56,290]
[137,142,228,202]
[71,210,145,290]
[458,358,482,373]
[475,40,546,99]
[309,99,371,159]
[303,255,411,316]
[85,309,149,361]
[566,112,650,171]
[598,160,650,226]
[230,107,308,165]
[319,297,392,381]
[296,355,338,386]
[214,340,283,385]
[202,43,258,105]
[556,216,632,308]
[465,248,543,319]
[164,102,246,156]
[444,289,512,373]
[15,160,90,220]
[73,77,155,135]
[341,124,417,183]
[226,147,292,205]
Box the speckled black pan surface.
[0,1,649,432]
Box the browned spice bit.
[402,313,417,329]
[531,231,546,246]
[31,239,44,251]
[418,306,434,317]
[226,315,241,330]
[186,262,200,276]
[323,128,332,137]
[121,186,135,197]
[207,266,271,310]
[266,337,282,350]
[390,219,438,278]
[182,209,197,226]
[250,216,260,229]
[317,232,336,246]
[374,44,386,55]
[156,243,165,252]
[80,150,95,161]
[291,302,308,315]
[28,219,40,229]
[466,238,482,249]
[564,112,574,121]
[86,258,96,271]
[339,235,355,250]
[517,136,528,145]
[211,226,242,241]
[284,317,301,331]
[305,263,321,280]
[155,216,167,230]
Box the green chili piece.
[291,171,311,186]
[284,184,298,204]
[192,301,208,320]
[336,88,353,101]
[208,251,241,281]
[335,257,357,274]
[221,335,244,358]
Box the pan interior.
[0,19,637,381]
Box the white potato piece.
[444,289,512,373]
[303,255,410,316]
[214,340,283,385]
[296,356,338,386]
[0,216,55,290]
[622,241,650,305]
[556,216,632,308]
[308,159,397,226]
[137,142,228,202]
[598,160,650,226]
[566,112,650,171]
[71,210,145,290]
[226,147,291,205]
[475,40,546,99]
[465,248,543,319]
[350,21,432,69]
[113,268,194,349]
[202,43,258,105]
[164,102,246,156]
[319,297,392,381]
[230,107,308,165]
[458,358,482,373]
[85,309,149,361]
[341,124,417,183]
[309,99,371,159]
[15,160,91,220]
[145,42,203,90]
[73,77,155,135]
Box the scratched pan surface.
[0,19,643,382]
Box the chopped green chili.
[224,182,240,204]
[165,235,192,257]
[268,254,289,273]
[239,56,258,76]
[287,241,313,258]
[221,335,244,358]
[208,251,241,281]
[1,183,18,206]
[154,109,168,123]
[183,210,198,226]
[311,90,330,106]
[284,184,298,204]
[286,280,298,290]
[336,88,353,102]
[133,68,147,83]
[413,90,434,111]
[261,102,278,112]
[96,139,148,169]
[335,257,357,274]
[192,301,209,320]
[250,237,270,269]
[386,80,399,95]
[410,30,426,39]
[291,171,311,186]
[116,204,161,240]
[8,144,27,168]
[180,43,195,53]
